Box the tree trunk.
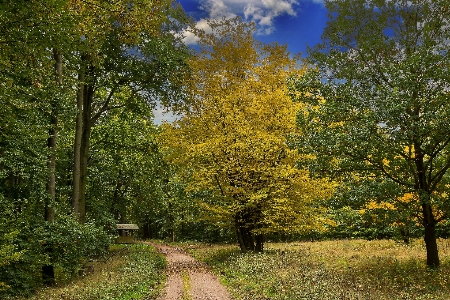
[236,215,259,252]
[78,83,94,224]
[255,234,264,253]
[42,48,62,286]
[72,54,95,224]
[72,72,84,221]
[423,203,439,268]
[415,144,440,268]
[236,219,247,252]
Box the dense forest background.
[2,0,450,297]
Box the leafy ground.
[184,239,450,300]
[14,243,166,300]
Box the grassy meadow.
[12,244,166,300]
[185,239,450,300]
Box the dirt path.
[146,242,233,300]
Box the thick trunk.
[415,143,440,268]
[245,228,255,251]
[423,203,439,268]
[77,84,94,224]
[236,220,247,252]
[236,218,259,252]
[255,234,264,253]
[72,54,95,224]
[235,211,265,252]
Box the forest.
[1,0,450,298]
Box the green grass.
[182,271,192,300]
[14,243,166,300]
[185,239,450,300]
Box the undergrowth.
[186,239,450,300]
[12,243,166,300]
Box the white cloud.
[200,0,236,19]
[262,0,298,16]
[183,18,213,45]
[183,0,300,45]
[243,0,299,35]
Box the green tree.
[0,0,191,293]
[288,0,450,268]
[67,0,191,224]
[0,0,76,286]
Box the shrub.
[0,214,114,297]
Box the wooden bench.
[116,224,139,244]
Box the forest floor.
[146,242,233,300]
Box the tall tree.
[67,0,191,223]
[0,0,77,287]
[288,0,450,268]
[163,17,333,252]
[0,0,191,292]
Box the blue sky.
[154,0,328,123]
[179,0,328,56]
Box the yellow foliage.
[364,201,396,210]
[397,193,417,203]
[161,17,334,236]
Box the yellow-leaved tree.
[162,17,333,252]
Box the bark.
[235,209,265,252]
[72,71,84,221]
[415,144,440,267]
[235,219,247,252]
[423,202,439,268]
[42,48,62,286]
[78,83,94,224]
[72,54,95,224]
[255,234,264,252]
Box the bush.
[0,214,114,298]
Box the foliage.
[88,108,159,222]
[288,0,450,267]
[0,214,113,298]
[321,181,425,241]
[162,17,334,252]
[0,0,192,293]
[187,240,450,299]
[11,244,166,300]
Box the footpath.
[145,242,233,300]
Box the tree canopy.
[288,0,450,268]
[0,0,192,294]
[162,17,334,252]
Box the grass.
[185,239,450,300]
[181,271,192,300]
[14,243,166,300]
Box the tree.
[287,0,450,268]
[65,0,191,224]
[0,0,191,293]
[163,17,333,252]
[87,106,159,225]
